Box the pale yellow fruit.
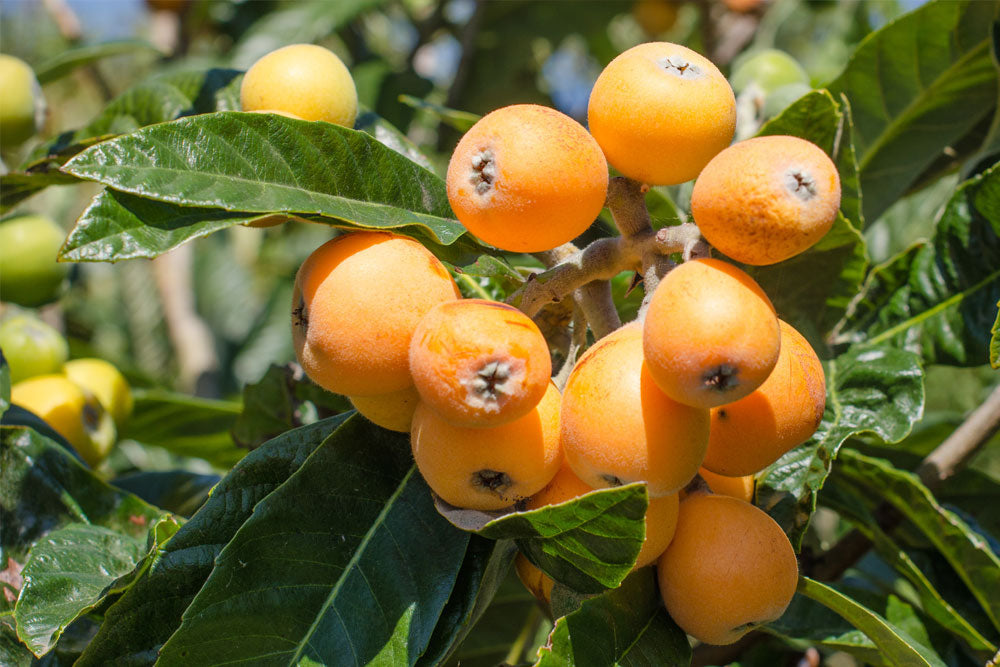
[241,44,358,127]
[63,358,134,427]
[11,375,116,467]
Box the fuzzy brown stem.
[607,177,653,239]
[575,280,621,340]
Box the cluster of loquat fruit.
[242,39,839,647]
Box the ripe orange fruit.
[658,492,798,645]
[409,299,552,428]
[702,319,826,476]
[697,467,754,503]
[292,231,460,396]
[691,135,841,265]
[446,104,608,252]
[411,382,562,511]
[642,258,780,408]
[349,385,421,433]
[560,324,710,497]
[588,42,735,185]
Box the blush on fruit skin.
[409,299,551,428]
[588,41,736,186]
[446,104,608,253]
[560,323,710,498]
[657,492,798,646]
[642,258,781,409]
[702,319,826,477]
[293,231,461,397]
[691,135,841,266]
[410,382,562,511]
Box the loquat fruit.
[642,258,780,408]
[292,231,460,397]
[446,104,608,253]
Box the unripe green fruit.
[240,44,358,128]
[0,214,68,307]
[762,82,812,118]
[0,54,45,148]
[729,49,808,95]
[0,314,69,384]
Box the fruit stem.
[607,177,653,239]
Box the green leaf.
[756,345,924,548]
[13,524,147,657]
[112,471,220,518]
[835,449,1000,635]
[156,415,471,665]
[748,216,869,347]
[827,0,1000,222]
[59,188,269,263]
[443,484,648,594]
[765,592,887,666]
[535,569,690,667]
[229,0,383,69]
[35,40,161,85]
[991,299,1000,368]
[0,621,32,667]
[420,538,519,667]
[0,171,80,215]
[120,389,243,469]
[833,165,1000,365]
[76,416,346,665]
[797,577,948,667]
[354,107,435,172]
[230,363,350,451]
[35,68,242,162]
[821,471,997,652]
[61,112,466,245]
[0,427,163,564]
[398,95,480,132]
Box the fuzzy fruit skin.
[697,467,754,503]
[587,42,735,185]
[658,492,798,645]
[11,374,117,467]
[561,324,710,497]
[527,462,679,569]
[292,232,460,396]
[409,299,551,428]
[63,358,134,427]
[0,54,43,148]
[692,135,841,265]
[702,320,826,476]
[240,44,358,127]
[411,382,562,511]
[643,258,780,408]
[349,385,420,433]
[446,104,608,253]
[0,215,69,307]
[0,314,68,384]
